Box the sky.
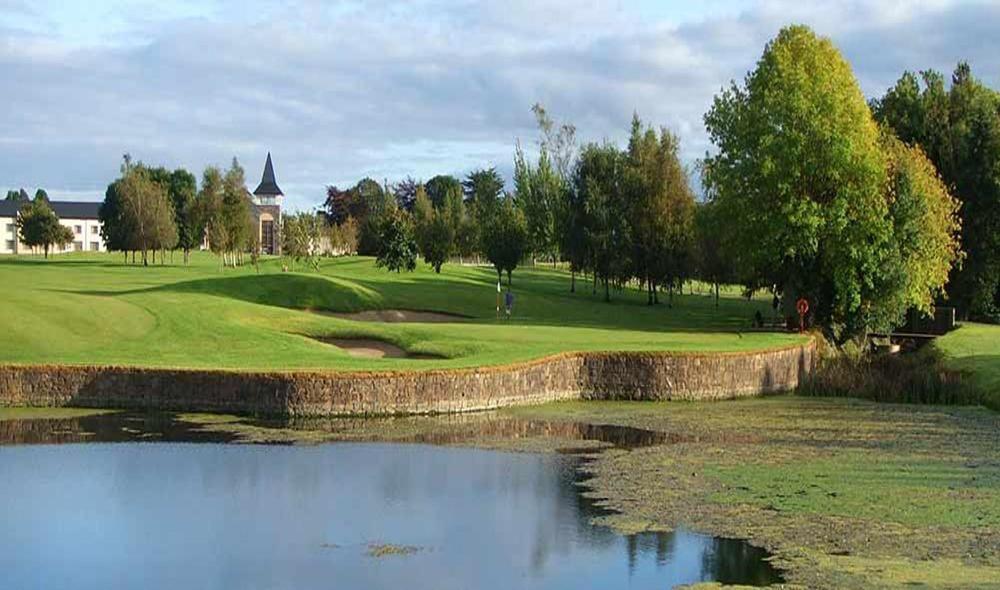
[2,0,999,211]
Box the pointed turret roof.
[253,152,283,196]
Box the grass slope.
[936,322,1000,409]
[0,252,800,370]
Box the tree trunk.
[592,272,597,295]
[604,278,610,302]
[184,249,190,264]
[507,270,512,286]
[715,283,720,308]
[570,269,576,293]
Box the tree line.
[15,24,998,341]
[99,156,256,267]
[317,25,995,343]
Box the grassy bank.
[0,252,799,371]
[796,322,999,411]
[937,322,1000,410]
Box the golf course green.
[0,252,804,371]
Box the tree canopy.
[703,25,895,339]
[374,205,418,273]
[873,63,1000,321]
[16,198,73,257]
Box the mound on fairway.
[0,252,803,371]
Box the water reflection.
[0,411,237,444]
[0,413,783,589]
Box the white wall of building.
[1,216,17,254]
[0,215,104,255]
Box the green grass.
[0,252,800,371]
[936,322,1000,409]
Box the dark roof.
[0,200,101,219]
[253,152,283,196]
[51,201,102,219]
[0,200,21,217]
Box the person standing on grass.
[504,288,515,320]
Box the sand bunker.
[319,338,439,360]
[320,309,469,323]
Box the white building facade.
[0,201,105,255]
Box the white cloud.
[1,0,998,211]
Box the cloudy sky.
[2,0,998,211]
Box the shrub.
[798,347,981,406]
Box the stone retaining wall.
[0,342,814,416]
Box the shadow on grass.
[0,257,129,268]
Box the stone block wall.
[0,342,814,416]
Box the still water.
[0,413,782,589]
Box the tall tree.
[168,169,199,263]
[873,63,1000,320]
[197,166,228,263]
[481,196,527,285]
[323,185,356,225]
[393,176,421,211]
[625,116,696,305]
[425,175,462,209]
[33,189,49,202]
[16,199,73,257]
[99,175,131,261]
[693,200,736,308]
[703,25,892,340]
[220,158,253,266]
[374,206,418,273]
[413,185,454,273]
[876,131,963,327]
[573,142,630,301]
[119,162,175,266]
[282,211,323,271]
[355,177,393,255]
[463,167,505,221]
[514,141,562,264]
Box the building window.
[92,226,101,235]
[90,242,99,251]
[4,240,13,251]
[74,225,82,234]
[5,223,13,234]
[74,241,83,252]
[261,220,275,255]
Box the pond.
[0,412,783,589]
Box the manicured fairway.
[0,252,801,370]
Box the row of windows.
[72,225,101,235]
[5,223,101,236]
[2,240,100,252]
